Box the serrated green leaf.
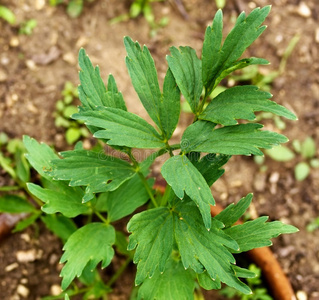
[182,121,288,156]
[49,150,135,202]
[78,48,126,110]
[161,155,215,229]
[199,86,297,125]
[137,258,195,300]
[105,74,127,111]
[191,153,231,186]
[23,135,59,179]
[127,207,174,285]
[13,211,41,233]
[167,46,202,114]
[124,36,162,129]
[27,182,90,217]
[128,201,253,294]
[232,265,257,279]
[161,68,180,139]
[101,174,154,222]
[215,194,253,228]
[202,9,223,91]
[41,214,77,243]
[265,145,295,162]
[224,216,299,253]
[197,271,221,290]
[0,195,36,213]
[60,223,115,290]
[173,201,250,294]
[73,107,165,149]
[202,6,271,92]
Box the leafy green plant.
[16,6,299,299]
[54,81,90,145]
[19,19,37,35]
[220,264,273,300]
[110,0,169,35]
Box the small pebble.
[16,250,37,263]
[35,0,45,10]
[5,262,19,272]
[297,2,311,18]
[297,290,308,300]
[50,284,62,296]
[25,60,37,71]
[269,172,280,183]
[63,52,76,65]
[9,36,19,47]
[17,285,29,298]
[0,69,8,82]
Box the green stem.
[95,211,109,224]
[194,90,210,122]
[107,257,132,287]
[128,151,158,208]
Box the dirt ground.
[0,0,319,299]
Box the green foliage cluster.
[54,81,90,145]
[1,6,299,299]
[110,0,169,35]
[220,264,273,300]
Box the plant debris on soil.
[1,0,319,299]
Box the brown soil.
[0,0,319,299]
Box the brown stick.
[210,205,296,300]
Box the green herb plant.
[23,6,299,299]
[220,264,273,300]
[110,0,169,36]
[54,81,90,145]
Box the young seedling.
[23,6,298,299]
[54,81,90,145]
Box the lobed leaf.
[27,182,90,217]
[23,135,58,179]
[60,223,115,290]
[224,216,299,253]
[99,174,154,222]
[78,48,126,110]
[41,214,77,243]
[49,150,135,202]
[124,37,162,129]
[160,68,181,139]
[167,46,202,114]
[173,201,250,294]
[128,201,255,294]
[137,258,195,300]
[191,153,231,186]
[199,86,297,125]
[215,193,253,228]
[181,121,288,156]
[127,207,174,285]
[161,155,215,229]
[202,6,271,93]
[73,107,165,149]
